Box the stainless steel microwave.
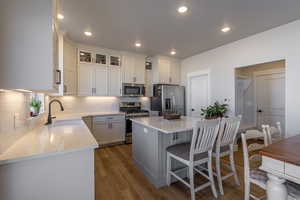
[122,83,145,97]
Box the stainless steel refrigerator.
[151,84,185,115]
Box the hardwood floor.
[95,143,263,200]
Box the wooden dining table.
[260,134,300,200]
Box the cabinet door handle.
[133,77,136,83]
[56,69,62,85]
[169,77,172,83]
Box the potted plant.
[30,98,42,116]
[201,101,228,119]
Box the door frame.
[253,68,285,128]
[186,69,211,117]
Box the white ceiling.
[59,0,300,58]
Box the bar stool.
[166,119,220,200]
[213,115,242,195]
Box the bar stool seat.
[167,143,208,162]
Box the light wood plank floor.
[95,143,263,200]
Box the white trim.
[186,70,211,117]
[253,68,285,77]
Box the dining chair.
[262,122,283,145]
[213,115,242,195]
[242,130,268,200]
[242,131,300,200]
[166,119,220,200]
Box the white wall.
[181,19,300,137]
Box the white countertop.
[54,112,125,120]
[0,118,99,165]
[131,116,200,134]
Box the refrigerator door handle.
[172,96,176,113]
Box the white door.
[64,69,77,95]
[159,58,171,84]
[122,53,135,83]
[78,65,94,96]
[134,54,146,84]
[256,72,285,131]
[188,73,209,117]
[170,60,180,85]
[95,66,108,96]
[109,66,121,96]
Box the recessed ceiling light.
[57,14,64,20]
[221,27,231,33]
[170,50,176,55]
[178,6,188,14]
[84,31,92,36]
[135,42,141,47]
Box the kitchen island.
[131,116,199,188]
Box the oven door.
[122,84,145,96]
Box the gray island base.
[131,116,200,188]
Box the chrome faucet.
[45,99,64,125]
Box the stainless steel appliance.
[120,102,150,144]
[151,84,185,116]
[122,83,145,97]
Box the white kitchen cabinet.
[109,66,121,96]
[78,65,94,96]
[109,55,121,67]
[78,64,122,96]
[134,54,146,84]
[122,53,135,83]
[122,52,146,84]
[63,38,77,95]
[78,65,108,96]
[64,69,77,95]
[78,48,108,67]
[77,46,122,96]
[95,52,107,66]
[170,59,181,84]
[0,0,60,91]
[94,67,108,96]
[152,56,181,85]
[92,115,125,146]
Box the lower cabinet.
[92,115,125,146]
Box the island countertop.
[131,116,199,134]
[0,119,98,165]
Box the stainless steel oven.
[122,83,145,97]
[120,102,149,144]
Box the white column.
[267,173,288,200]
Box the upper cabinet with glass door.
[95,52,107,66]
[79,51,92,64]
[109,55,121,67]
[78,49,108,66]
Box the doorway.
[187,70,210,117]
[235,60,285,133]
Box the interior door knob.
[191,108,195,111]
[257,109,263,113]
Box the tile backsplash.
[49,96,150,115]
[0,90,45,153]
